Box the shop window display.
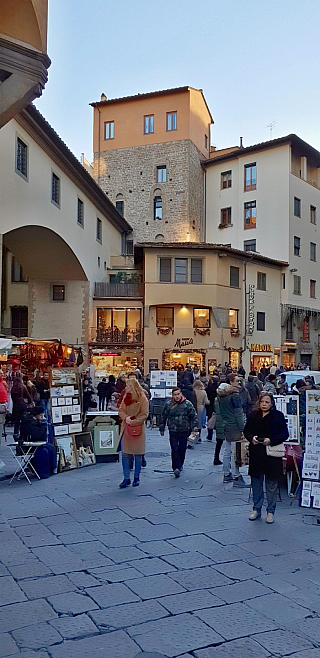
[96,308,141,343]
[194,308,210,328]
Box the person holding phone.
[244,392,288,523]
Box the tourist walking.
[213,385,225,465]
[97,377,108,411]
[118,377,149,488]
[206,375,219,441]
[217,373,247,487]
[160,386,197,478]
[244,392,288,523]
[193,380,209,441]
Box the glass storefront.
[92,349,142,382]
[163,350,204,370]
[96,308,141,344]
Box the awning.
[0,338,12,351]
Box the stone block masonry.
[94,140,205,243]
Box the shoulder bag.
[266,443,285,457]
[127,424,142,437]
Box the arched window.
[116,193,124,217]
[154,196,162,220]
[155,234,164,242]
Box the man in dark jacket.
[160,387,197,478]
[97,377,108,411]
[217,374,248,487]
[180,378,197,410]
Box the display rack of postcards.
[301,390,320,509]
[49,368,86,473]
[274,395,300,445]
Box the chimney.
[100,93,107,102]
[240,137,244,148]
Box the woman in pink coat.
[118,377,149,488]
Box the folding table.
[7,442,46,485]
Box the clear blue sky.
[35,0,320,163]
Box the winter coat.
[116,378,126,394]
[244,408,289,479]
[118,394,149,455]
[245,380,260,408]
[11,382,32,421]
[263,380,277,396]
[97,381,108,397]
[213,397,224,441]
[183,368,194,385]
[20,414,48,443]
[160,398,197,435]
[180,381,197,410]
[206,381,219,417]
[216,385,245,432]
[0,380,8,404]
[194,388,209,413]
[239,386,252,419]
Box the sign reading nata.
[251,344,272,352]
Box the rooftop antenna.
[267,120,276,139]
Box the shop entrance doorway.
[163,350,204,371]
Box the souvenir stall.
[301,390,320,510]
[274,395,302,495]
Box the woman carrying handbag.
[118,377,149,488]
[244,392,288,523]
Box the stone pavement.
[0,428,320,657]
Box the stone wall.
[94,139,205,243]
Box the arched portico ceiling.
[0,0,48,53]
[4,226,87,281]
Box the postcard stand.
[300,390,320,510]
[149,370,177,426]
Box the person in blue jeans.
[160,387,197,478]
[118,378,149,488]
[244,392,289,524]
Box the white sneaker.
[266,513,274,524]
[249,510,260,521]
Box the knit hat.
[218,382,229,390]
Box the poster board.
[150,370,177,397]
[274,395,300,445]
[50,368,83,439]
[301,390,320,508]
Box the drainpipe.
[243,259,247,359]
[97,106,101,186]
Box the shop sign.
[248,284,255,335]
[173,337,193,349]
[251,343,272,353]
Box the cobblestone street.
[1,429,320,658]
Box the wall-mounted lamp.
[181,305,187,311]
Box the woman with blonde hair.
[193,379,209,441]
[118,376,149,488]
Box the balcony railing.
[1,327,28,338]
[94,282,143,298]
[91,327,142,344]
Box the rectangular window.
[310,279,316,298]
[126,240,133,256]
[159,258,171,282]
[244,201,256,229]
[154,196,162,220]
[104,121,114,140]
[175,258,188,283]
[244,163,257,191]
[257,311,266,331]
[294,197,301,217]
[230,266,240,288]
[156,307,174,328]
[294,236,301,256]
[16,137,28,178]
[221,170,232,189]
[116,200,124,216]
[282,273,286,289]
[98,257,100,267]
[157,166,167,183]
[166,111,177,131]
[52,285,65,301]
[286,312,293,340]
[77,198,84,227]
[229,309,239,329]
[51,172,60,207]
[11,257,27,283]
[144,115,154,134]
[194,308,210,328]
[310,242,316,261]
[220,207,232,227]
[96,217,102,243]
[293,275,301,295]
[190,259,202,283]
[311,205,316,224]
[244,239,256,252]
[257,272,266,291]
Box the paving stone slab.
[252,629,315,656]
[31,546,86,572]
[125,520,183,542]
[0,575,27,606]
[94,509,132,523]
[168,535,234,562]
[11,622,62,650]
[58,532,95,544]
[162,551,215,570]
[213,560,263,581]
[205,529,253,545]
[129,557,176,576]
[170,567,233,591]
[101,546,149,563]
[7,561,53,580]
[193,637,271,658]
[245,593,311,624]
[159,589,224,614]
[18,652,49,658]
[254,574,298,594]
[80,520,113,535]
[292,616,320,643]
[45,522,84,536]
[66,571,101,588]
[0,598,57,633]
[138,541,182,557]
[89,600,169,629]
[94,567,143,583]
[285,651,320,658]
[49,629,140,658]
[20,575,76,600]
[195,602,277,640]
[0,565,9,576]
[85,583,141,607]
[50,613,99,639]
[127,612,223,657]
[125,574,186,599]
[211,580,271,604]
[9,517,40,528]
[0,632,19,656]
[47,591,99,614]
[133,653,167,658]
[97,531,139,547]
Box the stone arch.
[155,234,164,242]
